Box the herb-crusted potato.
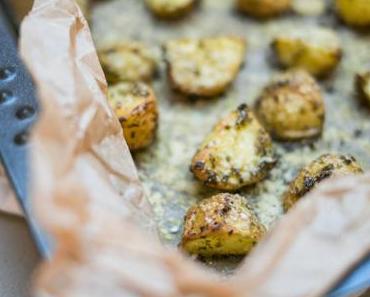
[108,82,158,151]
[272,27,342,78]
[283,154,363,211]
[98,42,156,84]
[181,193,266,256]
[356,71,370,105]
[335,0,370,27]
[236,0,292,18]
[145,0,196,18]
[190,104,276,190]
[255,70,325,141]
[164,37,246,97]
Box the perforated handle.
[0,7,51,258]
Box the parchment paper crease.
[5,0,369,296]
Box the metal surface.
[0,4,50,257]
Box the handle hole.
[16,105,35,120]
[14,131,29,146]
[0,90,14,104]
[0,67,16,81]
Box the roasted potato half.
[335,0,370,27]
[108,82,158,151]
[191,104,276,190]
[255,70,325,141]
[356,71,370,106]
[181,193,266,256]
[98,42,156,84]
[164,37,246,97]
[145,0,196,18]
[283,154,363,211]
[236,0,292,18]
[272,27,342,78]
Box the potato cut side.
[237,0,292,18]
[255,70,325,141]
[181,193,266,256]
[292,0,325,16]
[272,27,342,78]
[283,154,363,211]
[108,82,158,151]
[98,42,156,83]
[145,0,196,18]
[336,0,370,27]
[164,36,246,97]
[191,104,276,190]
[356,71,370,106]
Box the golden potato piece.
[255,70,325,141]
[191,104,276,190]
[283,154,363,211]
[108,82,158,151]
[237,0,292,18]
[336,0,370,27]
[98,42,156,84]
[356,71,370,105]
[181,193,266,256]
[145,0,196,18]
[272,27,342,78]
[164,37,246,97]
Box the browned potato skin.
[255,70,325,141]
[356,71,370,106]
[165,37,246,97]
[98,42,156,84]
[336,0,370,27]
[191,104,276,191]
[237,0,292,18]
[108,82,158,151]
[145,0,196,19]
[272,28,342,78]
[283,154,363,211]
[181,193,266,256]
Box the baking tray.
[91,0,370,250]
[91,0,370,294]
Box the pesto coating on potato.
[236,0,292,18]
[181,193,266,256]
[164,36,246,97]
[335,0,370,27]
[191,104,276,191]
[255,70,325,141]
[98,42,156,84]
[108,82,158,151]
[356,71,370,106]
[145,0,196,19]
[272,27,342,78]
[283,154,363,211]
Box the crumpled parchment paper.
[1,0,367,296]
